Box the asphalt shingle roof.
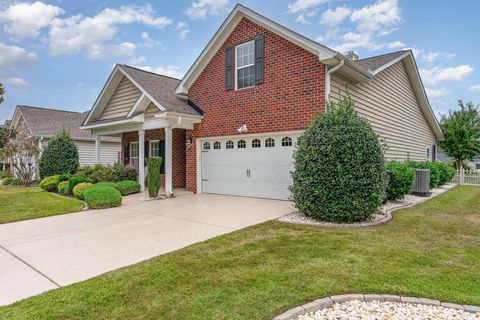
[119,65,202,116]
[354,50,408,72]
[16,106,118,141]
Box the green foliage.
[114,180,141,196]
[84,184,122,209]
[439,101,480,169]
[39,175,60,192]
[147,157,162,198]
[112,164,138,181]
[437,162,457,186]
[39,130,79,178]
[408,161,441,188]
[77,164,137,183]
[72,182,93,200]
[68,176,91,191]
[385,161,416,200]
[0,171,11,179]
[94,181,116,188]
[2,177,12,185]
[0,127,16,149]
[4,178,22,185]
[291,93,386,223]
[57,181,69,194]
[58,173,72,182]
[0,82,4,104]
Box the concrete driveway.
[0,191,293,305]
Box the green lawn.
[0,186,84,224]
[0,185,479,319]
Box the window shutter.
[225,46,234,90]
[432,145,437,161]
[123,143,129,165]
[144,141,149,160]
[254,34,264,84]
[159,141,165,174]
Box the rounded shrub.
[291,94,386,223]
[39,130,79,178]
[408,161,440,188]
[68,176,91,191]
[112,165,137,182]
[58,173,72,182]
[73,182,93,200]
[385,161,415,200]
[147,156,162,198]
[95,182,116,188]
[39,175,60,192]
[84,184,122,209]
[114,180,141,196]
[57,180,69,194]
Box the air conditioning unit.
[412,169,431,196]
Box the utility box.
[412,169,431,196]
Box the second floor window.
[236,40,255,89]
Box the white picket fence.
[454,169,480,185]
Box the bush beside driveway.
[0,186,84,224]
[0,185,478,319]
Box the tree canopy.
[439,100,480,169]
[0,83,4,104]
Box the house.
[9,105,121,169]
[80,4,443,200]
[438,151,480,170]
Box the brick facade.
[121,128,186,188]
[185,17,326,192]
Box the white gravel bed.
[278,183,457,227]
[296,300,480,320]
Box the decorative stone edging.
[278,183,457,228]
[273,294,480,320]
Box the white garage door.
[200,132,300,200]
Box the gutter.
[325,59,344,103]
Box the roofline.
[10,106,33,135]
[176,3,337,94]
[28,133,120,142]
[17,105,87,114]
[120,64,182,81]
[370,51,411,75]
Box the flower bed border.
[273,293,480,320]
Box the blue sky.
[0,0,479,123]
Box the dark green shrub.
[95,182,116,188]
[112,164,137,182]
[73,182,93,200]
[68,176,91,191]
[291,94,386,223]
[0,171,11,179]
[84,184,122,209]
[114,180,141,196]
[147,157,162,198]
[63,184,71,196]
[2,177,12,185]
[57,181,69,194]
[39,175,60,192]
[58,173,72,182]
[408,161,440,188]
[39,130,79,178]
[385,161,416,200]
[437,162,457,186]
[8,178,22,185]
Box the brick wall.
[121,128,186,188]
[185,17,326,192]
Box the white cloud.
[175,22,190,39]
[287,0,328,13]
[387,40,405,49]
[48,4,172,59]
[420,65,474,85]
[425,87,449,98]
[185,0,228,19]
[134,65,184,79]
[0,1,64,38]
[420,51,456,63]
[320,6,351,26]
[295,14,310,24]
[140,32,161,48]
[0,43,36,88]
[350,0,401,34]
[469,84,480,92]
[84,42,136,60]
[3,77,30,88]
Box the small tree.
[291,92,386,223]
[439,101,480,171]
[39,130,79,178]
[0,83,4,104]
[0,138,40,186]
[0,127,16,149]
[147,156,162,198]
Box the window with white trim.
[252,139,261,148]
[203,142,210,150]
[226,140,234,149]
[130,142,139,170]
[236,40,255,89]
[265,138,275,148]
[149,140,160,157]
[214,141,221,149]
[238,140,246,148]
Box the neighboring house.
[81,4,443,200]
[9,105,121,171]
[437,151,480,170]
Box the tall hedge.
[291,93,386,223]
[147,156,162,198]
[385,161,415,200]
[39,130,79,178]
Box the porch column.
[165,127,173,197]
[138,129,145,191]
[94,135,101,164]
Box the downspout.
[325,59,344,106]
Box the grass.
[0,185,479,319]
[0,186,84,224]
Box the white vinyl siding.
[330,61,436,161]
[144,103,160,120]
[76,140,121,166]
[99,76,142,120]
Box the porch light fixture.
[186,136,193,148]
[237,124,248,134]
